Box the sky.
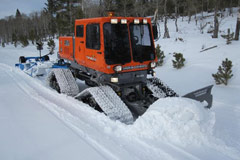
[0,0,47,19]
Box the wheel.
[47,71,60,93]
[85,79,97,87]
[81,94,103,112]
[43,55,49,61]
[58,59,64,65]
[19,56,26,63]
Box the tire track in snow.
[0,64,187,160]
[0,64,121,160]
[2,64,175,160]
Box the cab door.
[75,25,86,65]
[84,23,102,71]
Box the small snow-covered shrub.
[221,28,234,45]
[175,37,184,42]
[212,58,233,85]
[155,44,165,66]
[1,42,5,48]
[47,38,56,54]
[172,52,185,69]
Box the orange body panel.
[59,17,157,74]
[59,37,74,61]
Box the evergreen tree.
[155,44,165,66]
[172,52,185,69]
[16,9,22,19]
[115,0,135,16]
[28,30,36,44]
[1,42,5,48]
[221,28,234,44]
[47,38,55,54]
[19,35,29,47]
[45,0,59,37]
[212,58,233,85]
[226,28,234,44]
[12,32,18,47]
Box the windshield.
[130,24,155,62]
[103,23,131,65]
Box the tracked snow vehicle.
[16,13,213,124]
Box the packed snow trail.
[0,63,173,160]
[0,63,239,160]
[0,65,108,160]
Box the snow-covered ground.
[0,10,240,160]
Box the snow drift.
[131,98,215,146]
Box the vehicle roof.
[75,17,152,24]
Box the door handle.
[80,41,84,43]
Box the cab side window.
[76,25,84,37]
[86,24,100,50]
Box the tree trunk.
[212,4,219,38]
[164,17,170,38]
[175,18,179,32]
[207,0,209,12]
[235,10,240,40]
[174,0,178,32]
[163,0,170,38]
[188,13,191,24]
[229,0,233,16]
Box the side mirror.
[152,24,159,40]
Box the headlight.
[111,19,118,24]
[150,62,156,68]
[111,77,118,83]
[143,19,148,24]
[114,65,122,72]
[134,19,140,24]
[121,19,127,24]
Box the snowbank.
[130,98,215,146]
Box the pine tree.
[155,44,165,66]
[28,30,36,44]
[221,28,234,44]
[19,35,29,47]
[226,28,234,44]
[172,52,185,69]
[47,38,55,54]
[12,32,18,47]
[16,9,22,19]
[212,58,233,85]
[44,0,59,37]
[1,42,5,48]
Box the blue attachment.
[15,56,46,71]
[52,64,69,69]
[24,56,46,62]
[52,60,70,69]
[15,63,25,70]
[15,56,70,74]
[15,61,38,77]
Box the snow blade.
[183,85,213,108]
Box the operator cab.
[59,16,157,86]
[103,19,155,65]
